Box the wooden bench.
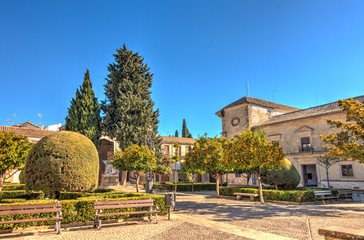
[0,202,63,234]
[314,191,338,204]
[337,190,353,201]
[233,193,259,201]
[94,198,159,230]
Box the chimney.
[41,124,44,129]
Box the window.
[163,145,170,155]
[300,137,311,152]
[178,147,181,156]
[185,146,189,154]
[235,173,241,177]
[341,165,354,177]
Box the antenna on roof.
[246,80,250,97]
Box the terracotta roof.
[255,95,364,127]
[0,126,56,139]
[216,96,300,117]
[161,136,196,145]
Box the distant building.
[216,95,364,189]
[0,123,57,183]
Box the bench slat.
[233,193,259,197]
[95,203,153,210]
[0,208,62,216]
[95,199,153,205]
[96,210,159,217]
[0,217,63,225]
[0,203,61,211]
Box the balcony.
[299,146,314,153]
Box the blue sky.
[1,1,364,137]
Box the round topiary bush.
[25,131,99,198]
[18,170,25,184]
[261,158,300,189]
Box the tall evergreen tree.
[182,119,192,138]
[175,130,179,137]
[101,44,161,158]
[65,69,101,147]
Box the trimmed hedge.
[2,184,25,191]
[153,182,216,191]
[0,190,45,200]
[219,187,316,202]
[0,194,166,230]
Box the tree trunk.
[136,173,140,193]
[174,161,178,194]
[191,174,194,193]
[326,167,330,188]
[215,174,220,198]
[275,184,278,190]
[258,175,264,204]
[247,175,251,186]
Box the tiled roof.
[0,126,56,139]
[161,136,196,145]
[216,96,300,117]
[255,95,364,127]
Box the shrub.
[25,131,99,198]
[2,183,25,191]
[19,170,25,184]
[219,187,316,202]
[261,158,301,189]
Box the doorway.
[302,164,318,187]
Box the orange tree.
[181,148,204,193]
[0,132,32,191]
[111,144,157,192]
[225,129,285,204]
[184,137,229,198]
[321,98,364,162]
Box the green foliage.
[153,182,216,191]
[19,170,25,184]
[111,145,157,172]
[0,194,166,230]
[261,158,301,189]
[219,187,316,202]
[225,129,285,203]
[321,98,364,162]
[182,119,192,138]
[154,155,173,176]
[0,132,32,190]
[25,131,99,197]
[65,69,101,147]
[2,183,25,191]
[101,44,161,161]
[0,190,44,200]
[185,137,229,175]
[175,130,179,137]
[184,137,228,197]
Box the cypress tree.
[65,69,101,147]
[175,130,179,137]
[101,44,161,158]
[182,119,192,138]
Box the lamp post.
[145,125,154,194]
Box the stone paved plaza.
[3,191,364,240]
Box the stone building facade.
[216,95,364,189]
[157,136,210,183]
